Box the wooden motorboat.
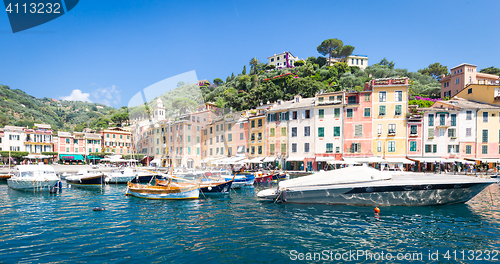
[125,179,199,200]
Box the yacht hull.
[66,174,104,186]
[200,180,233,194]
[7,179,59,191]
[265,183,492,206]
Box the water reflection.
[0,181,498,263]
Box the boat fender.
[208,186,212,191]
[93,207,105,211]
[58,181,62,189]
[281,190,287,202]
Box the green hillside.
[0,85,123,131]
[202,57,443,112]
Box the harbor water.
[0,182,499,263]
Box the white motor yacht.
[7,164,60,191]
[105,167,137,184]
[257,166,497,206]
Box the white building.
[344,55,369,70]
[2,126,25,152]
[271,95,315,171]
[267,51,300,68]
[314,91,344,170]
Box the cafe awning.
[343,156,385,163]
[87,155,102,160]
[24,154,51,159]
[465,158,500,163]
[59,154,84,161]
[248,157,264,163]
[263,157,276,162]
[407,157,447,163]
[286,156,304,162]
[381,158,413,164]
[316,157,336,162]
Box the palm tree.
[249,57,260,74]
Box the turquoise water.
[0,182,499,263]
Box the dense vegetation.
[0,85,125,131]
[201,57,444,111]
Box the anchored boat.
[7,164,60,191]
[66,170,104,186]
[257,166,497,206]
[125,179,199,200]
[105,168,137,184]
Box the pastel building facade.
[24,123,53,154]
[223,111,248,157]
[371,78,409,158]
[2,126,25,152]
[406,106,423,157]
[167,110,214,168]
[476,106,500,159]
[100,127,132,155]
[344,90,373,157]
[248,109,267,158]
[57,131,86,164]
[344,55,369,71]
[421,109,460,159]
[440,63,500,98]
[314,91,344,170]
[455,83,500,107]
[266,100,291,168]
[267,51,300,68]
[286,95,315,171]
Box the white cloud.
[60,89,92,102]
[91,85,121,107]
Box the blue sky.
[0,0,499,108]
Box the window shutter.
[285,111,289,120]
[274,113,278,121]
[302,110,305,119]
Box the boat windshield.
[22,171,34,177]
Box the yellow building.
[455,83,500,106]
[248,109,267,158]
[370,78,409,158]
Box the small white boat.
[257,166,497,206]
[105,167,137,184]
[7,164,60,191]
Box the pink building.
[343,90,373,157]
[233,116,249,157]
[57,131,86,164]
[440,63,500,98]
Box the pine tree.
[242,65,246,75]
